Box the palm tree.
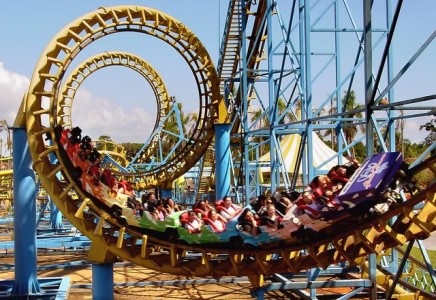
[161,102,199,155]
[0,120,12,157]
[320,97,338,149]
[181,110,198,137]
[341,90,365,146]
[248,98,296,156]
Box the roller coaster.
[3,1,436,299]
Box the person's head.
[258,195,270,205]
[258,195,266,202]
[244,210,255,220]
[312,175,328,188]
[163,198,174,208]
[147,192,157,201]
[188,210,196,221]
[223,196,233,207]
[266,204,276,216]
[302,191,313,203]
[337,166,347,177]
[238,208,254,222]
[147,203,156,213]
[208,209,218,220]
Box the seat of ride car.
[179,211,189,226]
[214,200,228,214]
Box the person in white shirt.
[185,210,203,233]
[206,210,227,232]
[219,196,242,221]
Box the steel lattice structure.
[217,0,435,201]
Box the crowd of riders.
[61,125,367,237]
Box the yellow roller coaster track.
[24,5,224,185]
[0,157,13,202]
[94,139,128,168]
[59,51,171,165]
[21,5,436,293]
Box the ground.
[0,217,354,299]
[0,250,355,299]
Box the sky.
[0,0,434,155]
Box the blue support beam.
[215,123,232,200]
[11,126,41,296]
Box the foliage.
[351,142,367,162]
[420,116,436,151]
[122,143,144,161]
[249,98,294,156]
[419,116,435,133]
[423,132,436,147]
[401,246,436,293]
[403,143,430,159]
[341,90,365,146]
[98,135,112,141]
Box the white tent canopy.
[259,133,350,176]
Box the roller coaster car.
[177,211,241,245]
[56,126,136,222]
[56,126,242,246]
[56,126,413,249]
[58,127,92,174]
[336,152,407,211]
[295,152,409,234]
[168,206,299,248]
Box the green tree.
[320,98,338,147]
[416,115,435,156]
[420,116,436,150]
[249,98,295,156]
[342,90,364,152]
[98,135,112,141]
[181,109,198,137]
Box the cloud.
[0,62,155,145]
[402,118,430,144]
[0,61,428,150]
[0,62,29,126]
[71,89,155,143]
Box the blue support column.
[11,126,41,295]
[47,139,64,231]
[49,194,64,230]
[92,263,114,300]
[368,253,377,299]
[161,188,172,199]
[214,123,231,201]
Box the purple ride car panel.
[336,152,403,207]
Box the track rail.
[197,0,267,195]
[25,5,221,188]
[22,5,436,290]
[59,51,171,165]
